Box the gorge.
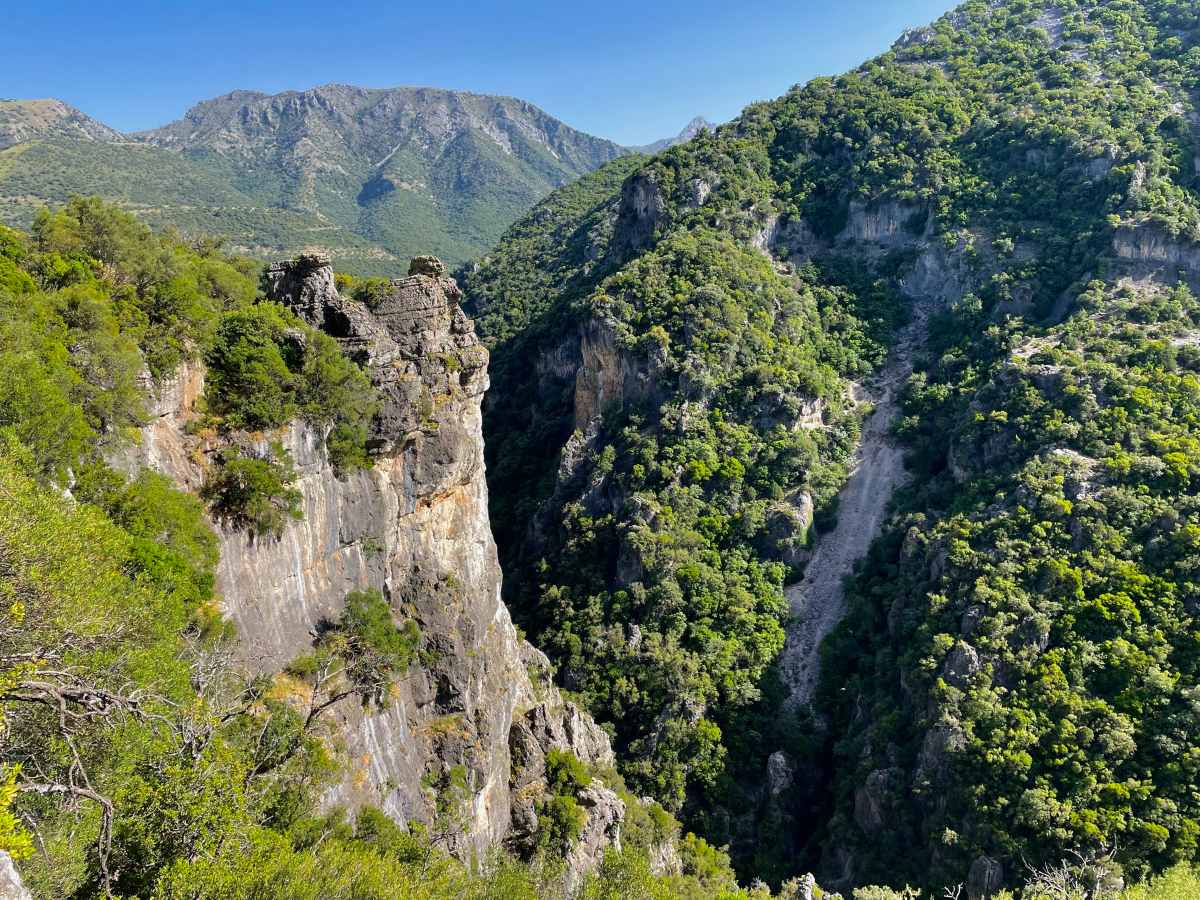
[10,0,1200,897]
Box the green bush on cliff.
[204,300,379,472]
[320,588,421,704]
[204,303,301,430]
[335,271,393,309]
[537,750,595,854]
[73,464,219,604]
[201,445,303,537]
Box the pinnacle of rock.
[409,255,447,277]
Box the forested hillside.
[464,0,1200,893]
[15,0,1200,896]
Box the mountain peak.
[0,98,124,150]
[138,84,624,160]
[631,115,714,155]
[117,83,625,268]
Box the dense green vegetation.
[822,281,1200,889]
[0,196,378,509]
[203,299,378,473]
[466,0,1200,892]
[464,153,647,345]
[539,749,594,854]
[0,201,775,899]
[485,230,898,812]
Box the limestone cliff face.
[124,255,622,865]
[838,200,926,246]
[610,171,667,258]
[573,316,660,428]
[1113,221,1200,278]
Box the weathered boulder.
[566,783,625,881]
[0,852,30,900]
[942,641,981,688]
[758,493,815,569]
[967,854,1004,900]
[409,255,447,277]
[793,872,818,900]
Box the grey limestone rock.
[967,854,1004,900]
[766,750,796,798]
[408,255,447,277]
[0,853,30,900]
[611,171,667,258]
[134,253,626,877]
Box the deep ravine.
[778,297,932,709]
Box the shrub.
[331,589,420,697]
[204,303,299,430]
[546,748,593,794]
[205,302,378,472]
[538,793,587,855]
[201,445,303,537]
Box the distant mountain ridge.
[0,85,628,272]
[136,84,623,170]
[631,115,714,155]
[0,98,124,150]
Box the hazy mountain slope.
[464,0,1200,892]
[0,98,124,150]
[632,116,714,155]
[135,84,627,267]
[0,137,398,271]
[0,85,626,273]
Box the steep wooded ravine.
[0,201,769,898]
[15,0,1200,893]
[467,0,1200,893]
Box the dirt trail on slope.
[779,299,931,710]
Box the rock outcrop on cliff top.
[120,253,623,867]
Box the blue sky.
[2,0,957,146]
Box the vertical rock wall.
[124,254,623,864]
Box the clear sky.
[2,0,957,146]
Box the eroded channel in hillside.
[779,297,932,709]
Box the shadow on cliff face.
[683,665,837,888]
